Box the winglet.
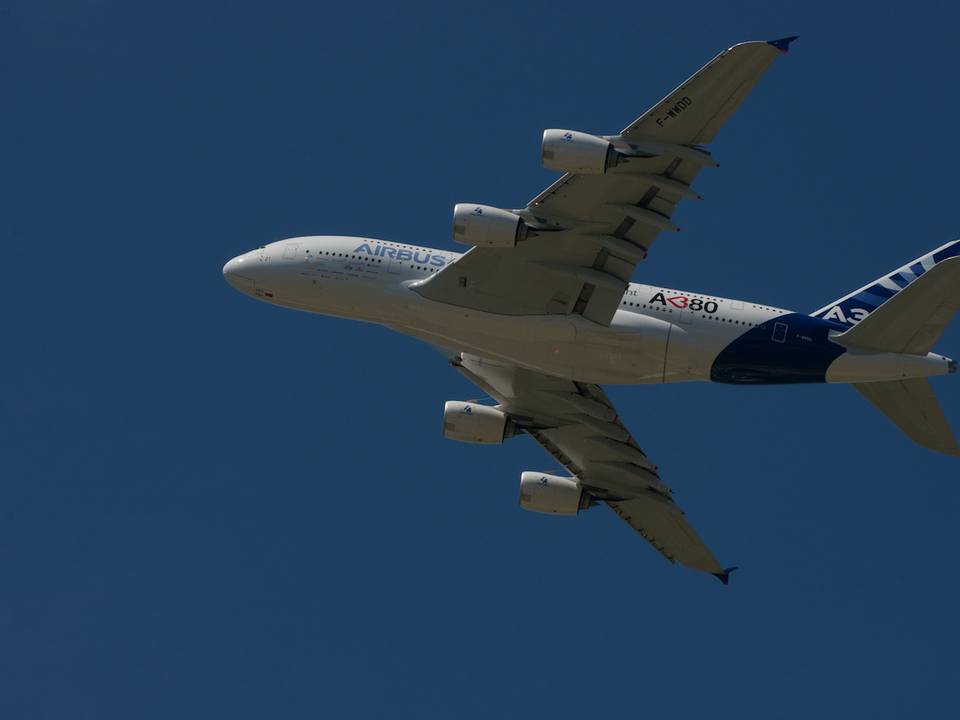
[712,566,739,585]
[767,36,799,53]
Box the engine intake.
[518,472,591,515]
[541,129,618,175]
[452,204,529,248]
[442,401,514,444]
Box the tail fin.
[812,239,960,330]
[854,379,960,456]
[821,240,960,455]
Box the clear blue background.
[4,1,959,717]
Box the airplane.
[222,37,960,583]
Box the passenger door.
[282,242,301,260]
[772,321,788,343]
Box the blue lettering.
[353,243,447,266]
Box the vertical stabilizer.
[832,257,960,354]
[812,239,960,329]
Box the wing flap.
[414,234,606,317]
[607,496,723,574]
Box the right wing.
[451,352,732,581]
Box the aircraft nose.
[222,255,255,292]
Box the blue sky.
[4,1,960,717]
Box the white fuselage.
[222,236,953,386]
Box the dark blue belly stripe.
[710,313,846,384]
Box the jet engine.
[442,401,515,444]
[452,204,529,248]
[541,129,618,174]
[518,472,591,515]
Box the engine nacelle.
[518,472,590,515]
[452,204,528,248]
[541,129,616,174]
[442,401,513,444]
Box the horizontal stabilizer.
[854,378,960,456]
[835,257,960,354]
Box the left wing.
[452,352,732,581]
[414,38,795,326]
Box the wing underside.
[414,38,793,327]
[452,352,728,578]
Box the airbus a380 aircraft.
[223,37,960,583]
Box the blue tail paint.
[811,239,960,329]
